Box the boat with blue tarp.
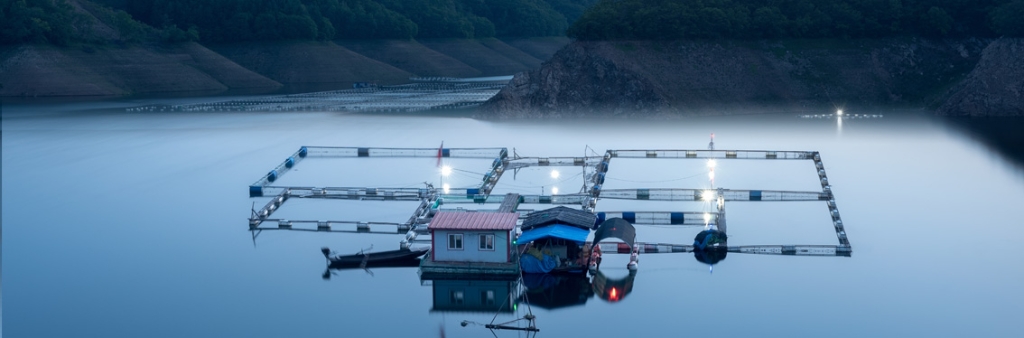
[517,207,597,274]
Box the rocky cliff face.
[481,39,992,118]
[483,42,668,118]
[937,38,1024,116]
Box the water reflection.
[520,270,638,307]
[421,276,518,314]
[520,274,593,310]
[321,255,639,313]
[693,247,728,266]
[591,270,637,303]
[419,272,639,317]
[945,117,1024,171]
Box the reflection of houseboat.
[422,275,519,313]
[517,207,597,274]
[520,273,594,310]
[420,212,520,276]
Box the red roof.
[428,212,518,231]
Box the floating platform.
[419,252,521,277]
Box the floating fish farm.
[246,144,852,261]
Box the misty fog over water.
[3,100,1023,337]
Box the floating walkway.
[419,252,521,277]
[586,241,848,257]
[247,145,852,258]
[127,77,511,113]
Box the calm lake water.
[3,99,1023,337]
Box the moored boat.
[321,246,428,268]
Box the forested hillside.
[97,0,596,42]
[1,0,596,44]
[1,0,89,45]
[1,0,200,45]
[568,0,1024,40]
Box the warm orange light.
[609,287,619,301]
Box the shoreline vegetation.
[567,0,1024,40]
[2,0,597,44]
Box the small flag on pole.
[436,141,444,167]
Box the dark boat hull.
[323,247,428,268]
[329,258,422,270]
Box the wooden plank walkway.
[496,193,520,212]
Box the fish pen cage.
[247,144,853,269]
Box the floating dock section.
[587,242,849,257]
[419,253,521,277]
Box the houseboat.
[420,211,520,277]
[517,206,597,274]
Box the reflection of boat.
[520,274,594,310]
[694,247,728,265]
[591,270,637,303]
[321,246,427,268]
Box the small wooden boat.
[321,246,428,268]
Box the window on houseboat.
[479,234,494,250]
[448,234,463,250]
[451,290,464,304]
[483,290,495,305]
